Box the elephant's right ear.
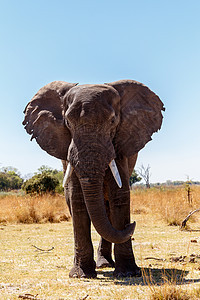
[106,80,165,157]
[22,81,78,160]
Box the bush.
[37,165,64,194]
[0,167,23,191]
[22,172,59,195]
[129,169,141,186]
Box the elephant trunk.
[67,135,135,244]
[79,177,135,244]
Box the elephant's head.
[23,79,164,243]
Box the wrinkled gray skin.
[23,79,164,278]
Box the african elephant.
[23,79,164,278]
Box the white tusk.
[63,163,74,187]
[109,160,122,188]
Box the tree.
[129,170,141,186]
[0,167,23,191]
[137,164,151,188]
[22,165,63,195]
[37,165,57,175]
[7,171,24,189]
[0,173,10,191]
[22,172,59,195]
[37,165,64,193]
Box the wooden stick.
[19,294,40,299]
[144,257,165,261]
[181,208,200,228]
[32,245,54,252]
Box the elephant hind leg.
[96,188,115,269]
[96,238,115,268]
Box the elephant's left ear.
[23,81,78,160]
[106,80,165,157]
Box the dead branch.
[137,164,151,188]
[181,208,200,228]
[144,257,166,261]
[18,294,40,299]
[32,245,54,252]
[79,295,89,300]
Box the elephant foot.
[96,255,115,268]
[69,265,97,279]
[113,265,141,278]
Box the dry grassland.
[1,186,200,299]
[131,185,200,227]
[0,193,70,224]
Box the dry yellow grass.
[2,185,200,227]
[0,193,70,224]
[131,185,200,226]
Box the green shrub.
[22,172,59,195]
[0,167,23,191]
[129,169,141,186]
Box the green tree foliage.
[22,172,59,195]
[0,173,10,191]
[22,165,63,195]
[37,165,64,193]
[0,167,23,191]
[129,170,141,186]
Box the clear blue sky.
[1,0,200,183]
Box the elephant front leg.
[114,240,141,277]
[109,158,141,277]
[111,202,141,278]
[67,174,97,278]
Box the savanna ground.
[1,186,200,299]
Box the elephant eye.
[111,117,115,124]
